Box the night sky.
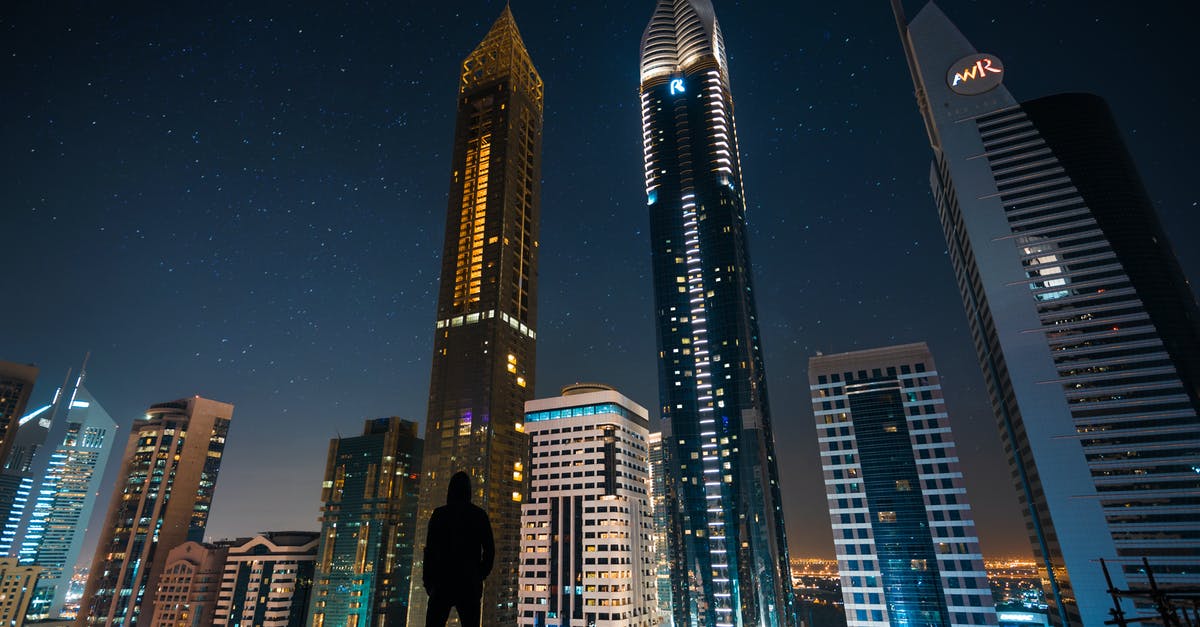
[4,1,1198,562]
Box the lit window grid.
[811,371,994,627]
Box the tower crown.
[461,5,543,108]
[639,0,727,84]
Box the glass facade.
[809,344,997,627]
[20,384,117,620]
[408,7,543,627]
[639,1,794,625]
[310,418,422,627]
[895,4,1200,625]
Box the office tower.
[0,361,39,469]
[78,396,234,626]
[638,1,794,624]
[147,541,230,627]
[214,531,319,627]
[518,384,656,627]
[808,343,997,627]
[408,6,543,627]
[649,430,675,626]
[0,557,41,626]
[20,380,117,620]
[310,417,422,627]
[892,4,1200,626]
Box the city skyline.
[3,0,1198,572]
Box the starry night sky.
[3,1,1198,562]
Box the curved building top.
[639,0,728,84]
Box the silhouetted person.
[423,471,495,627]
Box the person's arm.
[479,510,495,580]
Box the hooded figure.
[422,471,495,627]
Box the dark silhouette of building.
[892,3,1200,625]
[638,1,795,624]
[309,417,422,627]
[408,6,543,627]
[422,472,495,627]
[0,360,38,469]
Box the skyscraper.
[518,384,657,627]
[0,557,41,626]
[214,531,319,627]
[147,541,230,627]
[638,1,794,625]
[310,417,422,627]
[0,360,39,469]
[808,343,997,627]
[21,383,118,620]
[892,3,1200,625]
[77,396,234,626]
[408,7,543,627]
[649,430,675,626]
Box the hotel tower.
[809,344,997,627]
[408,7,543,626]
[893,3,1200,625]
[639,1,795,625]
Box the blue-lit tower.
[639,2,794,625]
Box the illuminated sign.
[669,78,685,95]
[946,53,1004,95]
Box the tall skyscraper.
[892,3,1200,626]
[0,360,39,469]
[808,344,997,627]
[214,531,319,627]
[638,2,794,625]
[21,383,118,620]
[649,430,675,627]
[310,417,422,627]
[518,384,657,627]
[408,6,543,627]
[77,396,234,626]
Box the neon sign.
[946,53,1004,95]
[669,78,685,95]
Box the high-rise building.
[21,383,118,620]
[0,361,39,470]
[147,541,230,627]
[638,1,794,624]
[892,3,1200,626]
[808,343,997,627]
[310,417,422,627]
[77,396,234,626]
[648,430,674,626]
[408,6,543,627]
[0,556,41,626]
[213,531,319,627]
[0,361,41,557]
[518,384,656,627]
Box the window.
[878,511,897,523]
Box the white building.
[519,384,657,627]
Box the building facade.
[408,7,543,627]
[0,360,39,471]
[808,344,997,627]
[21,383,118,620]
[77,396,234,626]
[213,531,318,627]
[638,1,794,625]
[519,384,656,627]
[0,557,41,626]
[892,4,1200,625]
[310,417,422,627]
[147,541,230,627]
[648,430,674,626]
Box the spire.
[460,4,543,106]
[639,0,727,84]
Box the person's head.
[447,471,471,504]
